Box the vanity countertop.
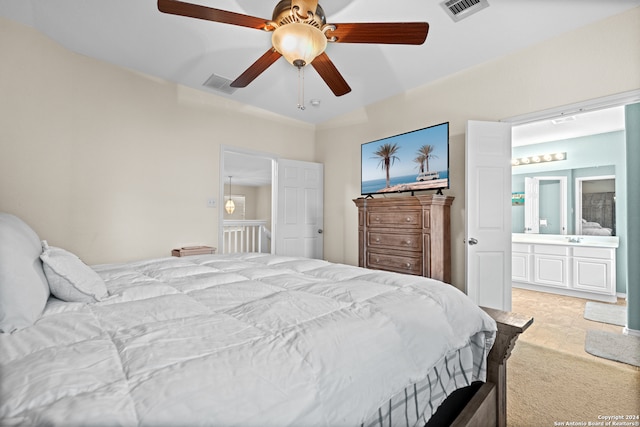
[512,233,619,248]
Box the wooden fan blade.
[311,52,351,97]
[158,0,268,30]
[326,22,429,45]
[292,0,319,16]
[230,49,282,88]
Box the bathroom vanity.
[512,233,619,302]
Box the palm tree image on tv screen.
[361,122,449,195]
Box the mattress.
[0,253,496,426]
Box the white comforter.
[1,253,496,427]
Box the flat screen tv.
[361,122,449,196]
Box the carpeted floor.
[507,340,640,427]
[508,289,639,426]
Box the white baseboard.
[616,292,627,300]
[623,327,640,337]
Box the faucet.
[567,236,582,243]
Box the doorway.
[508,103,628,316]
[220,147,275,254]
[219,146,325,259]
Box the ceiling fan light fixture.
[158,0,427,99]
[272,22,327,67]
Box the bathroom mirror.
[575,175,616,236]
[523,176,567,234]
[512,166,615,235]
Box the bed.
[0,213,531,426]
[581,219,613,236]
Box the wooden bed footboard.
[480,307,534,427]
[427,307,533,427]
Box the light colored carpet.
[507,341,640,427]
[585,329,640,367]
[583,301,626,326]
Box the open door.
[465,120,512,311]
[524,176,568,235]
[524,177,539,233]
[219,148,323,258]
[275,159,324,259]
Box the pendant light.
[225,176,235,214]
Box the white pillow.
[40,241,108,303]
[582,221,602,228]
[0,213,50,333]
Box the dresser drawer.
[354,195,454,282]
[367,231,422,251]
[366,211,421,228]
[367,252,422,275]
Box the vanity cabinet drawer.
[572,247,613,260]
[367,251,422,275]
[534,245,568,256]
[366,211,421,228]
[513,243,531,253]
[367,232,422,251]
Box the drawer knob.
[375,217,380,221]
[406,240,412,245]
[405,263,411,268]
[406,217,411,222]
[375,237,380,242]
[375,257,380,262]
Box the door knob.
[317,229,323,234]
[467,238,478,245]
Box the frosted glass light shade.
[225,199,235,214]
[272,23,327,67]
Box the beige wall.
[0,17,314,264]
[316,7,640,290]
[255,185,273,230]
[223,184,272,224]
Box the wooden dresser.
[353,195,454,283]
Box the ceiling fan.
[157,0,429,97]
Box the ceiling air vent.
[441,0,490,22]
[203,73,237,95]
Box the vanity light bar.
[511,152,566,166]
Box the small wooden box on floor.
[171,246,216,257]
[353,195,454,283]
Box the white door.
[524,177,539,233]
[275,159,324,259]
[465,120,512,311]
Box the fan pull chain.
[297,66,305,110]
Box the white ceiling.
[512,106,626,147]
[223,151,273,187]
[1,0,639,125]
